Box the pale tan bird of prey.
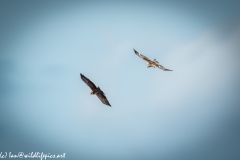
[80,73,111,107]
[133,49,173,71]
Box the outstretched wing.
[154,63,173,71]
[80,73,97,90]
[96,89,111,107]
[133,49,152,63]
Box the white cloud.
[126,23,240,152]
[149,23,240,107]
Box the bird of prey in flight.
[80,73,111,107]
[133,49,173,71]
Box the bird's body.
[80,73,111,107]
[133,49,173,71]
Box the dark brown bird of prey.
[133,49,173,71]
[80,73,111,107]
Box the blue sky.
[0,1,240,160]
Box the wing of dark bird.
[95,90,111,107]
[80,73,97,90]
[154,63,173,71]
[133,49,152,63]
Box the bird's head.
[90,91,94,95]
